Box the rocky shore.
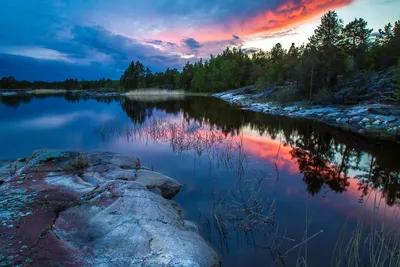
[0,150,220,266]
[214,87,400,141]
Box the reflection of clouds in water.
[19,111,115,129]
[241,134,298,174]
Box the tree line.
[120,11,400,99]
[0,76,120,90]
[1,11,399,99]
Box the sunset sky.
[0,0,399,80]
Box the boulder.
[283,106,299,113]
[360,118,370,124]
[372,120,382,126]
[0,150,219,267]
[110,155,141,169]
[135,169,182,199]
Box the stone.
[110,155,141,169]
[54,182,219,267]
[283,106,299,113]
[382,116,397,123]
[372,120,381,126]
[184,220,200,233]
[361,118,370,124]
[214,81,400,139]
[0,150,218,267]
[350,116,362,123]
[103,169,137,181]
[135,169,182,199]
[1,92,17,96]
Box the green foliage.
[313,87,333,104]
[309,11,345,87]
[392,59,400,100]
[256,77,266,92]
[344,56,355,73]
[0,76,120,90]
[271,85,299,104]
[395,58,400,87]
[342,18,373,71]
[2,12,400,99]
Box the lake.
[1,94,399,266]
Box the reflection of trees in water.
[288,127,399,206]
[119,97,400,206]
[3,94,400,204]
[121,100,153,125]
[1,95,33,107]
[1,92,120,107]
[355,156,400,206]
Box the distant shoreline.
[0,88,212,94]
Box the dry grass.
[97,117,400,267]
[331,192,400,267]
[65,153,89,171]
[32,89,67,94]
[125,89,185,101]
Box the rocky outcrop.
[332,67,397,105]
[213,67,400,141]
[214,91,400,141]
[0,150,220,267]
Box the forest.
[1,11,400,101]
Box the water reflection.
[4,94,398,205]
[115,97,400,207]
[2,93,400,266]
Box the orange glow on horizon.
[153,0,356,43]
[241,0,356,37]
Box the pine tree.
[309,11,344,87]
[342,18,373,71]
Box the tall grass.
[126,89,185,101]
[331,192,400,267]
[33,89,67,94]
[126,89,185,96]
[97,116,400,266]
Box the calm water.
[1,94,400,266]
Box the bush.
[65,153,89,171]
[271,85,299,104]
[392,58,400,99]
[313,87,333,104]
[395,58,400,88]
[255,77,266,92]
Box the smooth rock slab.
[0,150,219,267]
[54,182,219,267]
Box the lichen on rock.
[0,150,220,267]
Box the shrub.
[392,58,400,99]
[395,58,400,88]
[313,87,333,104]
[271,85,299,104]
[255,77,266,92]
[65,153,89,171]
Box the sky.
[0,0,399,81]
